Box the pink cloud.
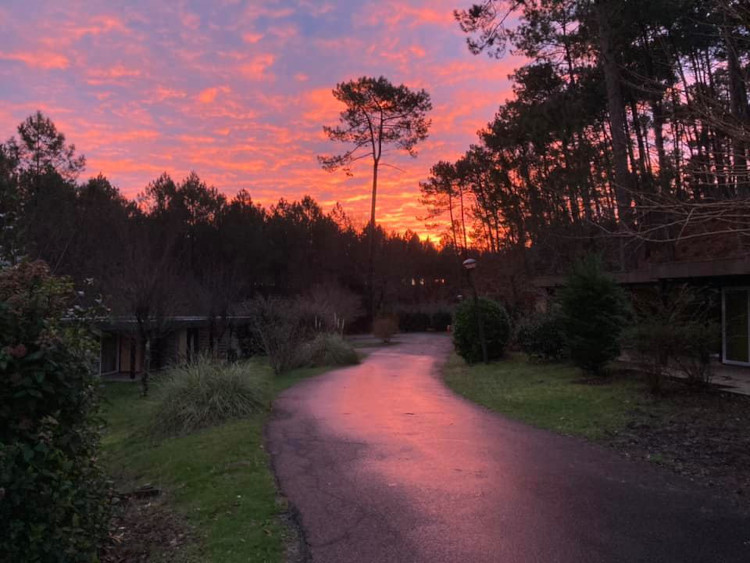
[301,88,342,124]
[360,1,455,29]
[153,86,188,102]
[0,0,524,237]
[63,14,130,41]
[86,64,142,85]
[0,51,69,70]
[197,86,230,104]
[238,53,275,80]
[180,11,201,30]
[242,32,264,44]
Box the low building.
[95,316,254,377]
[534,256,750,368]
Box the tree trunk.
[724,23,749,195]
[141,336,151,397]
[595,0,633,227]
[458,183,468,257]
[651,99,668,192]
[368,158,379,320]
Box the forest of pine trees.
[422,0,749,275]
[0,113,459,325]
[2,0,748,319]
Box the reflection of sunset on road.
[0,1,522,236]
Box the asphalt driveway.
[266,333,750,562]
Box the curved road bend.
[266,333,750,562]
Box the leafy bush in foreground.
[299,333,360,367]
[0,261,110,561]
[516,311,567,361]
[151,358,270,437]
[559,256,629,375]
[453,297,511,363]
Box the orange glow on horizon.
[0,0,523,237]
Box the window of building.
[723,288,750,366]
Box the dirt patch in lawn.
[606,386,750,511]
[101,494,199,562]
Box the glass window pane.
[725,290,749,363]
[100,333,118,373]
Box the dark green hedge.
[452,297,510,363]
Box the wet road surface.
[266,333,750,562]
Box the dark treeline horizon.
[3,0,749,325]
[0,112,461,328]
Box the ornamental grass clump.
[300,333,360,367]
[150,357,270,437]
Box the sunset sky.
[0,0,522,236]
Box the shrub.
[430,309,453,332]
[559,256,629,375]
[248,296,307,374]
[235,323,265,359]
[516,311,567,361]
[392,306,454,332]
[626,320,675,394]
[673,322,719,387]
[150,357,270,437]
[398,310,431,332]
[373,315,398,343]
[0,261,110,561]
[299,333,360,367]
[452,297,511,363]
[626,285,719,392]
[300,284,364,334]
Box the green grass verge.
[443,353,646,440]
[101,363,325,563]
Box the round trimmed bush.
[452,297,511,363]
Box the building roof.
[534,256,750,289]
[95,315,255,331]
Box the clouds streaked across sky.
[0,0,522,236]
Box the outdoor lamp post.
[463,258,488,364]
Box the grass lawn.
[442,351,750,503]
[443,352,648,440]
[101,363,326,563]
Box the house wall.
[99,333,119,375]
[177,329,187,360]
[159,331,183,369]
[198,328,211,356]
[96,319,254,376]
[118,335,143,374]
